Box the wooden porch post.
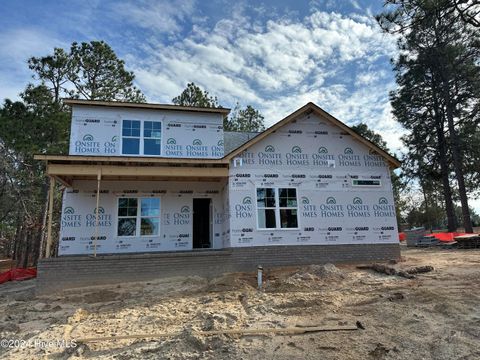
[45,176,55,258]
[93,169,102,257]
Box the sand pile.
[265,263,345,292]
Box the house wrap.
[35,100,400,292]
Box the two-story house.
[35,99,401,292]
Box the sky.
[1,0,478,212]
[0,0,403,147]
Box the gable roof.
[63,99,231,118]
[223,102,401,169]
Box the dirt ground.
[0,246,479,360]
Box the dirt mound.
[207,273,257,292]
[265,263,345,292]
[306,263,345,279]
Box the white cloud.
[0,28,66,101]
[350,0,362,11]
[114,0,196,34]
[126,8,403,154]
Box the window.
[279,188,298,228]
[257,188,276,228]
[117,198,160,237]
[352,179,381,187]
[122,120,141,154]
[143,121,162,155]
[122,120,162,155]
[256,188,298,229]
[140,198,160,235]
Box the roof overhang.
[223,102,401,169]
[34,155,229,187]
[63,99,231,118]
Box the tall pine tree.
[378,0,480,232]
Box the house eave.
[34,155,229,186]
[34,154,229,165]
[63,99,231,118]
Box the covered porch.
[34,155,230,258]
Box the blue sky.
[0,0,403,149]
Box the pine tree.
[172,82,219,108]
[28,41,146,103]
[224,103,265,132]
[377,0,480,232]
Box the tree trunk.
[431,86,457,232]
[434,123,457,232]
[32,219,43,266]
[38,178,51,260]
[22,227,31,268]
[420,181,432,232]
[12,220,22,260]
[15,224,26,267]
[445,98,473,232]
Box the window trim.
[116,196,162,238]
[255,187,299,230]
[121,119,163,156]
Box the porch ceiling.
[34,155,229,187]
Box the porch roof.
[33,155,229,187]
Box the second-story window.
[122,120,162,155]
[122,120,141,154]
[143,121,161,155]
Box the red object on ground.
[0,268,37,284]
[399,232,406,241]
[430,232,470,242]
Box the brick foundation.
[36,244,400,294]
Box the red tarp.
[400,231,477,243]
[427,232,472,242]
[0,268,37,284]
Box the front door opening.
[193,198,211,249]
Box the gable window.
[256,188,298,229]
[117,197,160,237]
[121,120,162,155]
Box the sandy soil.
[0,246,479,359]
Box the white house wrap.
[39,100,400,265]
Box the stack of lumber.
[454,234,480,249]
[415,236,440,247]
[404,227,426,247]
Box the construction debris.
[357,264,434,279]
[77,324,360,343]
[454,234,480,248]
